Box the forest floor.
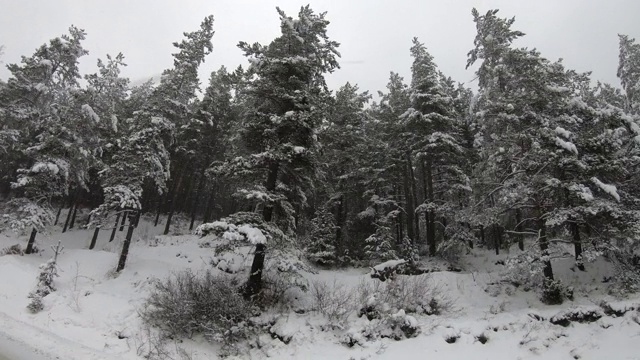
[1,213,639,360]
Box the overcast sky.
[1,0,639,97]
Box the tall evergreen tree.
[231,6,340,298]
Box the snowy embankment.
[1,218,639,359]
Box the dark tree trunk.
[116,216,135,272]
[164,172,186,235]
[572,222,584,271]
[69,201,79,229]
[425,159,436,256]
[479,225,485,246]
[62,203,74,233]
[89,227,100,250]
[403,155,415,243]
[397,210,404,244]
[109,213,121,242]
[334,194,345,259]
[407,154,418,243]
[119,210,128,231]
[494,224,501,255]
[189,170,207,231]
[54,204,63,226]
[203,189,215,224]
[516,209,524,251]
[245,162,279,300]
[537,217,554,281]
[25,228,37,254]
[154,196,162,227]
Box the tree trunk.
[89,227,100,250]
[109,213,121,242]
[25,228,37,254]
[494,224,501,255]
[69,201,79,229]
[572,222,585,271]
[154,196,162,227]
[54,204,63,226]
[119,210,128,231]
[537,217,554,281]
[403,155,415,243]
[515,209,524,251]
[479,225,485,246]
[116,216,135,272]
[334,194,345,259]
[164,172,185,235]
[425,158,436,256]
[203,189,215,224]
[62,203,74,233]
[407,153,418,243]
[189,170,207,231]
[245,162,279,300]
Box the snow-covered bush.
[141,270,257,347]
[27,258,60,313]
[310,280,357,329]
[357,275,453,318]
[1,244,24,256]
[503,250,547,291]
[359,309,420,341]
[541,279,573,305]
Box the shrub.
[140,270,256,347]
[357,275,454,318]
[310,280,357,329]
[541,279,573,305]
[27,258,59,313]
[1,244,24,256]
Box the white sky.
[1,0,639,97]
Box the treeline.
[1,7,639,297]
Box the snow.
[1,218,640,359]
[292,146,305,154]
[591,177,620,201]
[555,137,578,155]
[569,184,594,202]
[30,162,60,175]
[237,224,266,245]
[81,104,101,123]
[111,115,118,133]
[372,259,406,272]
[554,126,572,139]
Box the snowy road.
[0,333,52,360]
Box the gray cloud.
[1,0,638,97]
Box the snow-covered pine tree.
[402,38,469,256]
[0,26,95,234]
[306,205,339,266]
[617,35,640,114]
[363,73,410,249]
[232,6,340,298]
[467,9,580,285]
[318,82,372,261]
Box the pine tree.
[306,205,339,266]
[0,26,94,233]
[232,6,340,298]
[402,38,469,256]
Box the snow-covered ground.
[1,214,639,360]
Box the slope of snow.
[0,214,639,360]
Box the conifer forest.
[0,5,639,360]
